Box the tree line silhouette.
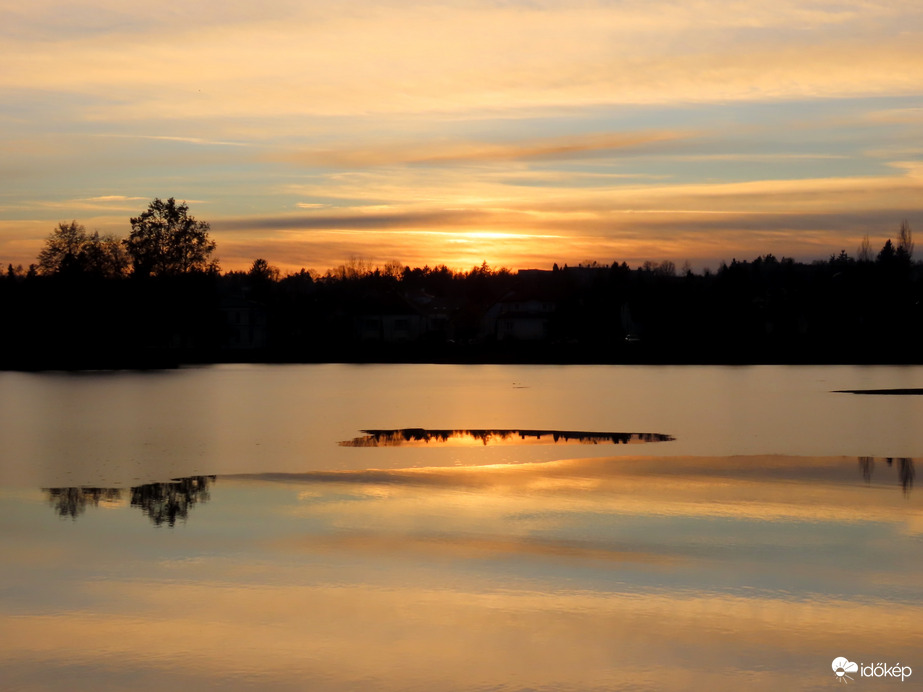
[2,199,921,367]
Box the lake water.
[1,364,921,691]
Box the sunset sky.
[2,0,922,274]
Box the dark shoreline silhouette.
[339,428,676,447]
[5,243,923,369]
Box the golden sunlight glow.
[1,0,922,271]
[5,586,921,691]
[279,455,923,532]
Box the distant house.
[353,291,426,343]
[621,303,641,342]
[483,290,558,341]
[404,288,453,342]
[220,296,268,349]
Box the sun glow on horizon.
[1,1,921,273]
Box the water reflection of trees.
[45,487,123,519]
[130,476,215,526]
[858,457,914,495]
[43,476,216,525]
[339,428,675,447]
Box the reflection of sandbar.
[338,428,675,448]
[834,388,923,395]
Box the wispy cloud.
[82,195,148,203]
[217,210,488,232]
[273,131,695,167]
[92,134,250,147]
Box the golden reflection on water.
[251,455,921,529]
[3,455,922,691]
[6,584,923,691]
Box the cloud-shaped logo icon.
[832,657,859,683]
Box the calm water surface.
[1,364,921,691]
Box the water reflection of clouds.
[40,457,917,531]
[276,532,681,565]
[3,562,922,692]
[6,454,922,691]
[244,454,917,506]
[4,536,923,692]
[255,456,923,597]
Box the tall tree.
[37,221,87,276]
[125,198,217,277]
[897,219,914,263]
[877,239,896,265]
[79,231,131,278]
[248,258,280,282]
[37,221,129,278]
[857,234,873,263]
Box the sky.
[2,0,922,274]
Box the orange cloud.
[272,130,695,167]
